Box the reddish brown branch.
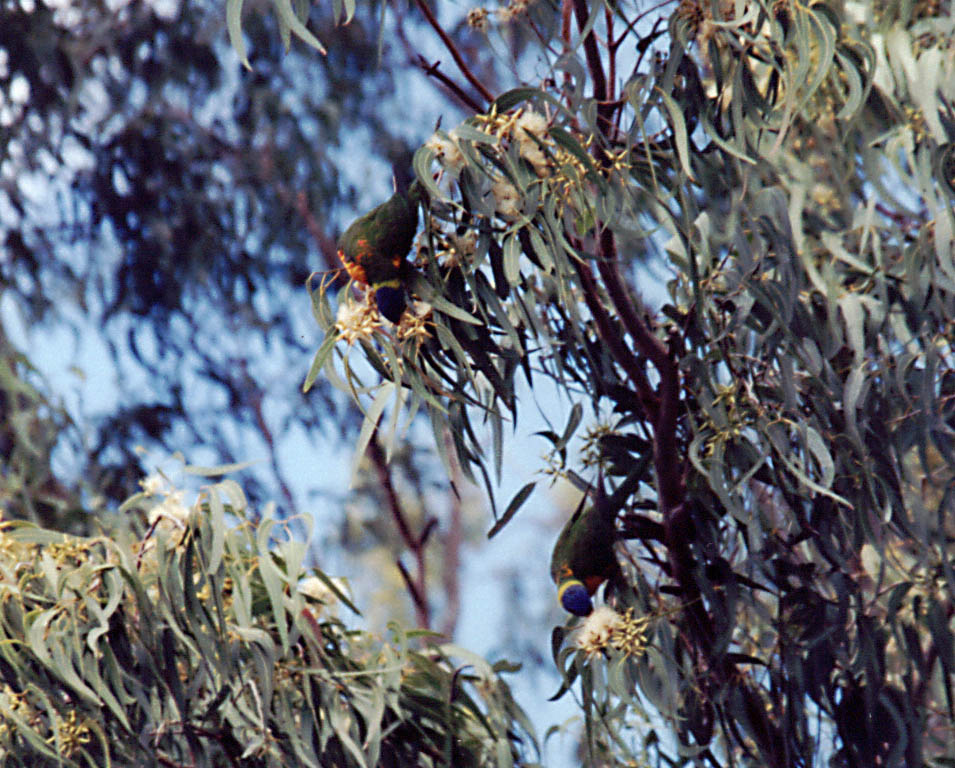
[566,7,772,751]
[416,57,485,113]
[440,494,462,638]
[572,0,616,134]
[572,0,607,100]
[572,252,660,422]
[370,437,416,546]
[368,434,432,628]
[593,232,669,369]
[560,0,574,101]
[396,559,430,628]
[592,231,683,510]
[591,232,694,680]
[563,2,784,758]
[409,0,494,105]
[604,4,615,102]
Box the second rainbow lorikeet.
[550,475,622,616]
[337,179,427,323]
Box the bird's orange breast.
[339,249,368,285]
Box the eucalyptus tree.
[285,0,955,762]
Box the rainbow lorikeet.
[337,179,427,323]
[550,477,621,616]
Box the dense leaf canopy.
[0,478,536,766]
[1,0,954,763]
[297,0,955,763]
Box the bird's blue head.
[374,284,406,324]
[558,579,594,616]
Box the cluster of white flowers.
[141,473,193,531]
[574,605,650,658]
[425,129,465,174]
[447,231,477,262]
[413,229,475,271]
[513,109,550,173]
[396,299,433,344]
[497,0,535,22]
[575,606,622,655]
[491,178,522,219]
[465,0,536,30]
[334,292,383,344]
[431,108,554,221]
[466,7,489,32]
[455,230,478,250]
[139,473,166,496]
[147,490,192,529]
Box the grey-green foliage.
[0,478,538,767]
[282,0,955,762]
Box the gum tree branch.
[605,4,615,102]
[572,0,615,134]
[368,433,432,629]
[571,252,660,423]
[572,0,607,100]
[416,57,486,113]
[408,0,495,105]
[592,230,682,510]
[571,0,682,513]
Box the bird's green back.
[549,488,618,589]
[338,180,425,285]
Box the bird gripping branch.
[337,179,427,323]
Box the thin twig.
[396,559,431,627]
[409,0,495,104]
[367,434,432,628]
[417,57,485,113]
[610,0,678,57]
